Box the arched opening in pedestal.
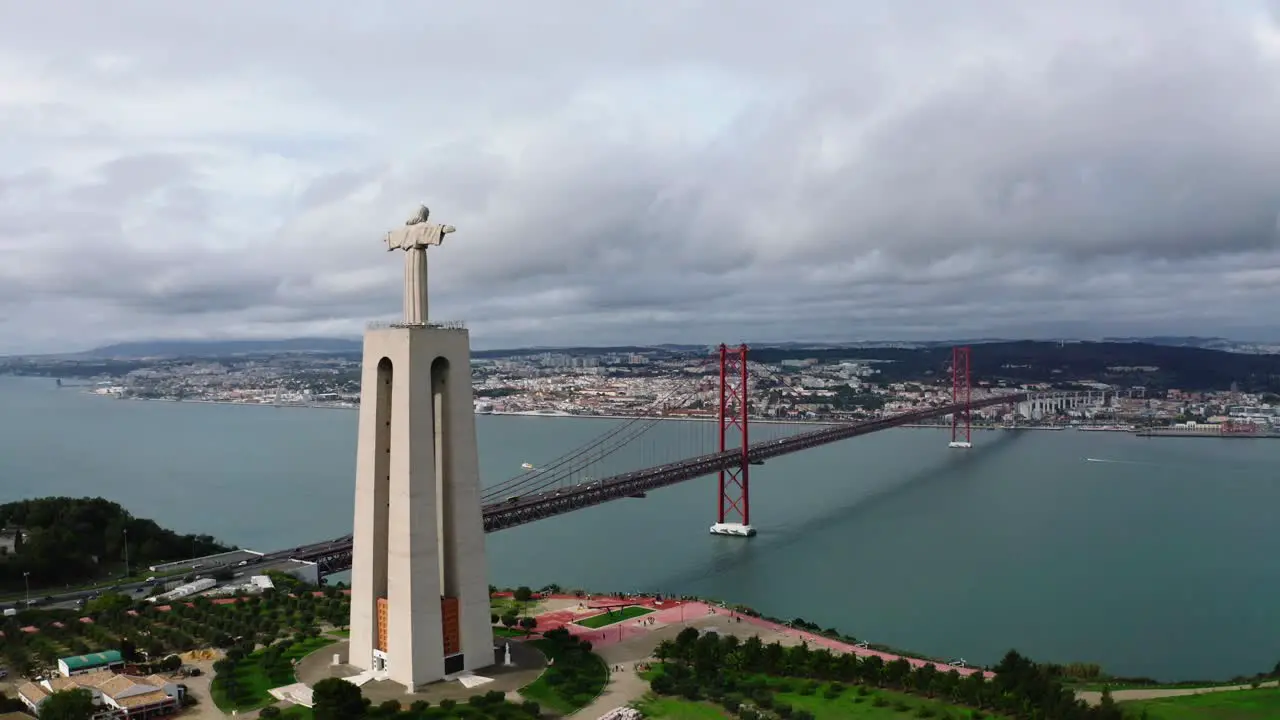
[372,357,393,659]
[432,356,462,669]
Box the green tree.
[0,691,27,714]
[86,592,134,615]
[1096,687,1123,720]
[313,677,368,720]
[513,586,534,602]
[39,688,97,720]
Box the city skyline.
[8,333,1278,360]
[5,1,1280,354]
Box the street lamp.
[23,571,30,607]
[123,528,130,578]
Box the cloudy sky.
[3,0,1280,353]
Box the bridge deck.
[292,392,1031,573]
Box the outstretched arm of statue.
[384,223,456,251]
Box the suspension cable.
[480,356,715,500]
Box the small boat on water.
[521,462,535,470]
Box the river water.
[1,375,1277,681]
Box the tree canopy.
[38,689,97,720]
[0,496,230,591]
[313,677,369,720]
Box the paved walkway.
[513,595,991,717]
[296,640,546,706]
[533,596,989,677]
[1077,679,1280,706]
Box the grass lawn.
[575,605,654,629]
[1122,687,1280,719]
[327,628,350,638]
[280,706,314,720]
[1069,679,1255,692]
[633,695,732,718]
[491,597,537,617]
[637,683,986,720]
[494,626,531,638]
[211,636,336,711]
[777,683,984,720]
[520,638,609,715]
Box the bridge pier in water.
[710,343,756,538]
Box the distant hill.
[75,340,709,360]
[1099,336,1271,353]
[84,337,363,358]
[473,344,707,358]
[37,334,1276,365]
[748,340,1280,392]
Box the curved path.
[1077,679,1280,706]
[533,596,988,677]
[518,595,989,717]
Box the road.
[1077,680,1280,706]
[0,553,324,611]
[5,393,1034,609]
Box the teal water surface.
[1,375,1278,681]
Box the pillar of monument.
[404,248,429,324]
[349,207,492,691]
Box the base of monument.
[948,441,973,449]
[710,522,756,537]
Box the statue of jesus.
[383,205,456,324]
[385,204,456,251]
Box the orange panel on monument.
[440,596,461,656]
[376,597,389,652]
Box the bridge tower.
[711,343,755,537]
[348,207,492,691]
[949,346,972,449]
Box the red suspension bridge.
[271,345,1072,576]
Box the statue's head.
[406,204,430,226]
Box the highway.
[292,392,1030,568]
[478,392,1028,532]
[1,554,339,612]
[3,392,1027,607]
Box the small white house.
[0,527,27,556]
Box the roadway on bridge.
[289,392,1032,572]
[7,391,1038,605]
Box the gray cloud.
[2,0,1280,353]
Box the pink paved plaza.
[509,594,992,678]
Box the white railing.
[366,320,467,331]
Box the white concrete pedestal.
[710,522,756,537]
